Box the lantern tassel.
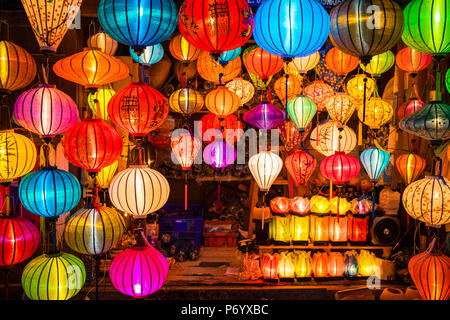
[289,178,293,198]
[358,121,363,146]
[315,112,319,146]
[372,185,376,219]
[184,172,188,211]
[261,192,266,231]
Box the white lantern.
[310,120,357,157]
[288,51,320,74]
[87,32,118,56]
[248,152,283,192]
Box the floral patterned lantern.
[261,253,278,280]
[396,98,424,122]
[310,195,329,214]
[278,121,312,153]
[285,150,316,186]
[346,74,375,103]
[325,93,356,125]
[277,251,296,278]
[358,97,393,129]
[310,121,357,156]
[294,251,312,278]
[270,197,291,214]
[225,78,255,105]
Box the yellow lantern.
[270,215,291,243]
[225,77,255,105]
[294,251,312,278]
[311,195,329,214]
[169,34,202,63]
[329,197,351,214]
[325,93,356,125]
[310,120,357,157]
[277,251,296,278]
[288,51,320,74]
[87,86,115,120]
[360,51,395,78]
[290,214,310,242]
[346,74,375,102]
[273,74,303,107]
[205,86,240,117]
[283,63,303,81]
[197,51,241,84]
[96,161,119,189]
[87,32,118,56]
[357,250,378,277]
[358,97,393,129]
[310,214,330,242]
[329,214,348,243]
[169,87,204,116]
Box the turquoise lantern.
[129,44,164,66]
[98,0,178,53]
[218,48,242,66]
[19,167,81,218]
[360,146,391,183]
[253,0,330,60]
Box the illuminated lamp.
[329,212,348,243]
[396,98,424,123]
[129,44,164,66]
[225,78,255,105]
[346,74,375,103]
[344,251,358,277]
[197,113,243,144]
[310,214,330,242]
[285,150,316,186]
[325,93,356,125]
[248,152,283,192]
[357,250,378,277]
[97,161,119,189]
[310,195,329,214]
[395,153,426,185]
[348,213,369,242]
[169,87,204,116]
[325,47,359,76]
[396,47,432,74]
[278,121,312,153]
[197,51,242,84]
[244,47,284,80]
[328,252,345,277]
[87,31,118,55]
[273,75,303,107]
[358,97,393,129]
[320,152,361,186]
[203,141,236,170]
[294,251,312,278]
[205,86,240,117]
[261,253,278,280]
[312,252,329,278]
[303,81,334,111]
[87,86,115,121]
[360,51,395,77]
[277,251,296,278]
[286,95,317,132]
[218,48,242,66]
[243,102,285,130]
[289,52,320,74]
[169,35,201,63]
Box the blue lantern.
[360,146,391,183]
[129,44,164,66]
[19,167,81,218]
[218,48,242,66]
[253,0,330,60]
[98,0,178,52]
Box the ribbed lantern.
[303,81,334,111]
[0,216,40,267]
[225,78,255,105]
[248,152,283,192]
[198,113,243,144]
[21,0,82,52]
[171,133,201,170]
[64,119,123,174]
[396,98,424,122]
[14,84,79,139]
[197,51,242,84]
[109,165,170,218]
[19,166,81,218]
[358,97,393,129]
[325,93,356,125]
[205,86,240,117]
[244,47,284,80]
[446,69,450,94]
[320,152,360,186]
[243,102,285,130]
[108,82,169,137]
[253,0,330,59]
[360,146,391,183]
[21,252,86,300]
[169,35,202,63]
[396,47,432,75]
[360,51,395,77]
[285,150,316,186]
[325,47,359,76]
[87,86,116,121]
[129,44,164,66]
[87,31,118,55]
[278,121,312,153]
[97,161,118,189]
[395,153,426,185]
[310,121,357,156]
[346,74,376,102]
[109,244,168,298]
[0,41,37,93]
[169,88,204,116]
[0,131,37,183]
[274,75,303,107]
[219,48,242,66]
[53,48,129,89]
[289,52,321,74]
[203,141,236,170]
[286,95,317,132]
[98,0,177,51]
[65,205,125,256]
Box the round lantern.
[358,97,393,129]
[65,205,125,256]
[14,84,79,139]
[53,48,129,89]
[0,131,37,183]
[304,81,335,111]
[0,216,40,267]
[97,161,119,189]
[402,0,450,57]
[21,252,86,300]
[129,44,164,66]
[446,69,450,94]
[19,166,81,218]
[320,152,361,186]
[396,47,432,74]
[171,133,202,170]
[0,41,36,93]
[270,197,291,214]
[289,52,321,74]
[329,0,404,62]
[225,78,255,105]
[244,47,284,80]
[198,113,243,144]
[203,141,236,170]
[87,86,116,121]
[278,121,312,153]
[108,82,169,137]
[109,165,170,218]
[325,93,356,125]
[253,0,330,59]
[360,146,391,183]
[325,47,359,76]
[395,153,426,185]
[291,197,311,214]
[402,175,450,226]
[346,74,376,102]
[328,252,345,277]
[169,35,201,63]
[286,95,317,132]
[64,119,123,174]
[310,121,357,156]
[249,152,283,192]
[311,195,330,214]
[396,98,425,122]
[243,102,284,130]
[219,48,242,66]
[87,31,118,56]
[360,51,395,77]
[169,87,204,116]
[312,252,329,278]
[274,75,303,107]
[197,51,242,84]
[98,0,177,51]
[205,86,240,117]
[285,150,317,186]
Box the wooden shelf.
[258,245,393,258]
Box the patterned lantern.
[22,252,86,300]
[0,131,37,183]
[278,121,312,153]
[197,51,242,84]
[87,32,118,55]
[325,47,359,76]
[311,195,329,214]
[310,215,330,242]
[97,161,118,189]
[348,214,369,242]
[0,41,36,93]
[286,95,317,132]
[270,197,291,214]
[328,252,345,277]
[108,82,169,137]
[203,141,236,170]
[325,93,356,125]
[198,113,243,144]
[225,78,255,105]
[243,102,284,130]
[396,98,425,122]
[129,44,164,66]
[109,165,170,218]
[303,81,334,111]
[312,252,329,278]
[360,146,391,183]
[285,150,316,186]
[396,47,432,75]
[261,253,278,279]
[205,86,240,117]
[169,35,201,63]
[357,250,377,276]
[171,133,201,170]
[395,153,426,185]
[19,167,81,218]
[320,152,361,186]
[271,215,291,242]
[65,205,125,256]
[274,75,303,107]
[358,97,393,129]
[169,88,204,116]
[248,152,283,192]
[344,251,358,277]
[53,48,129,89]
[14,84,79,139]
[21,0,82,52]
[219,48,242,66]
[110,244,168,298]
[289,52,320,74]
[294,251,312,278]
[0,216,40,267]
[278,252,296,278]
[329,214,348,243]
[87,86,116,121]
[244,47,284,80]
[346,74,376,102]
[360,51,395,77]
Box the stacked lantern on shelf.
[269,197,291,243]
[310,196,330,243]
[290,197,311,243]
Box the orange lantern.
[325,93,356,125]
[277,252,296,278]
[310,214,329,242]
[274,75,303,107]
[261,253,278,280]
[204,86,240,117]
[303,81,334,111]
[244,47,283,80]
[225,78,255,105]
[328,252,345,277]
[270,197,291,214]
[325,47,359,76]
[329,214,348,243]
[347,213,369,242]
[169,35,202,63]
[288,52,320,74]
[312,252,329,278]
[395,153,426,185]
[197,51,241,84]
[169,87,204,116]
[87,32,118,56]
[396,47,432,75]
[396,98,424,122]
[53,48,129,90]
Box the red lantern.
[261,253,278,280]
[348,213,369,242]
[278,121,312,153]
[328,252,345,277]
[108,82,169,137]
[64,119,123,174]
[396,98,424,122]
[197,113,243,144]
[290,197,311,214]
[329,214,348,242]
[396,47,432,75]
[285,150,316,186]
[244,47,283,80]
[312,252,329,278]
[270,197,291,214]
[320,152,360,186]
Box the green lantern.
[360,51,395,77]
[287,95,317,132]
[446,68,450,94]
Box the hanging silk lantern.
[310,215,330,242]
[274,75,303,107]
[325,93,356,125]
[225,78,255,105]
[53,48,129,89]
[169,35,201,63]
[278,252,296,278]
[402,175,450,226]
[286,95,317,132]
[399,101,450,145]
[285,150,316,186]
[205,86,240,117]
[169,88,204,116]
[243,102,285,130]
[203,141,236,170]
[395,153,426,185]
[357,250,378,277]
[328,252,345,277]
[329,197,351,214]
[198,113,243,144]
[310,121,357,156]
[65,205,125,256]
[244,47,284,80]
[171,133,201,170]
[289,52,321,74]
[348,213,369,242]
[312,252,329,277]
[108,82,169,137]
[344,251,358,277]
[360,146,391,183]
[294,251,312,278]
[358,97,393,129]
[329,0,404,63]
[396,98,425,123]
[261,253,278,280]
[87,86,116,121]
[0,216,40,267]
[248,152,283,192]
[270,197,291,214]
[19,166,81,218]
[0,131,37,183]
[197,51,242,84]
[0,41,36,93]
[64,119,123,174]
[253,0,330,59]
[278,121,312,153]
[14,84,79,139]
[243,45,273,90]
[303,81,334,111]
[87,32,118,56]
[360,51,395,77]
[320,152,361,186]
[311,195,330,214]
[129,44,164,66]
[396,47,432,75]
[21,252,86,300]
[109,165,170,218]
[21,0,82,52]
[218,48,242,66]
[446,68,450,94]
[325,47,359,76]
[346,74,376,103]
[178,0,253,57]
[97,161,118,189]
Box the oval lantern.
[395,153,426,185]
[0,216,40,267]
[171,133,202,170]
[346,74,376,102]
[360,146,391,183]
[197,51,242,84]
[360,51,395,77]
[358,97,393,129]
[320,152,361,186]
[87,31,118,55]
[108,82,169,137]
[244,47,284,80]
[325,93,356,125]
[97,161,119,189]
[274,75,303,107]
[278,121,312,153]
[396,98,424,122]
[14,84,79,139]
[285,150,317,186]
[396,47,432,75]
[325,47,359,76]
[328,252,345,277]
[21,252,86,300]
[205,86,240,117]
[218,48,242,66]
[203,141,236,170]
[198,113,243,144]
[248,152,283,192]
[303,81,335,111]
[243,102,284,130]
[312,252,329,278]
[286,95,317,132]
[129,44,164,66]
[225,78,255,105]
[310,121,357,156]
[169,35,202,63]
[169,87,204,116]
[19,166,81,218]
[253,0,330,59]
[289,52,321,74]
[87,86,116,121]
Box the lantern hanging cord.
[219,73,223,86]
[88,20,96,39]
[362,77,367,122]
[285,74,289,121]
[0,20,10,41]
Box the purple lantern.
[203,140,236,170]
[243,101,285,130]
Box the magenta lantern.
[243,102,284,130]
[203,141,236,170]
[320,152,360,186]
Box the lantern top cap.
[129,164,150,169]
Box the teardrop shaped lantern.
[396,98,424,123]
[285,150,317,186]
[358,97,393,129]
[169,88,204,116]
[278,121,312,153]
[171,133,202,170]
[21,0,82,52]
[325,47,359,76]
[360,51,395,78]
[360,146,391,183]
[289,52,321,74]
[325,93,356,125]
[97,161,119,189]
[203,141,236,170]
[87,31,118,55]
[218,48,242,66]
[129,44,164,66]
[310,121,357,156]
[346,74,376,103]
[243,102,285,130]
[244,47,284,80]
[87,86,116,121]
[320,152,360,186]
[303,81,334,111]
[286,95,317,132]
[197,51,242,84]
[274,75,303,107]
[14,84,79,139]
[198,113,243,144]
[169,35,202,63]
[396,47,432,75]
[225,78,255,105]
[248,152,283,192]
[395,153,426,185]
[205,86,240,117]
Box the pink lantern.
[203,141,236,170]
[290,197,311,214]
